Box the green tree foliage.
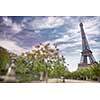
[65,62,100,82]
[91,63,100,81]
[0,47,10,75]
[16,43,67,82]
[49,56,67,78]
[16,56,36,82]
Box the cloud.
[0,39,27,55]
[11,23,23,33]
[53,34,70,43]
[2,17,12,26]
[1,17,23,34]
[22,16,65,30]
[93,48,100,55]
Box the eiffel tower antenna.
[78,22,97,68]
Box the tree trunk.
[45,69,48,83]
[40,72,44,81]
[97,77,100,82]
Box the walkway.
[32,78,99,83]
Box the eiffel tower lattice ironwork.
[78,23,97,67]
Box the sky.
[0,16,100,71]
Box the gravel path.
[32,78,99,83]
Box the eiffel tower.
[78,23,97,68]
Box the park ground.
[31,78,99,83]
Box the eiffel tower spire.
[78,23,97,67]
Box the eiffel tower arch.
[78,23,97,68]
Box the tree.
[91,63,100,81]
[16,43,64,81]
[16,55,36,82]
[49,55,66,82]
[27,43,59,81]
[68,62,100,82]
[16,43,67,82]
[0,47,10,75]
[28,43,66,82]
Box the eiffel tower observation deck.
[78,23,97,68]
